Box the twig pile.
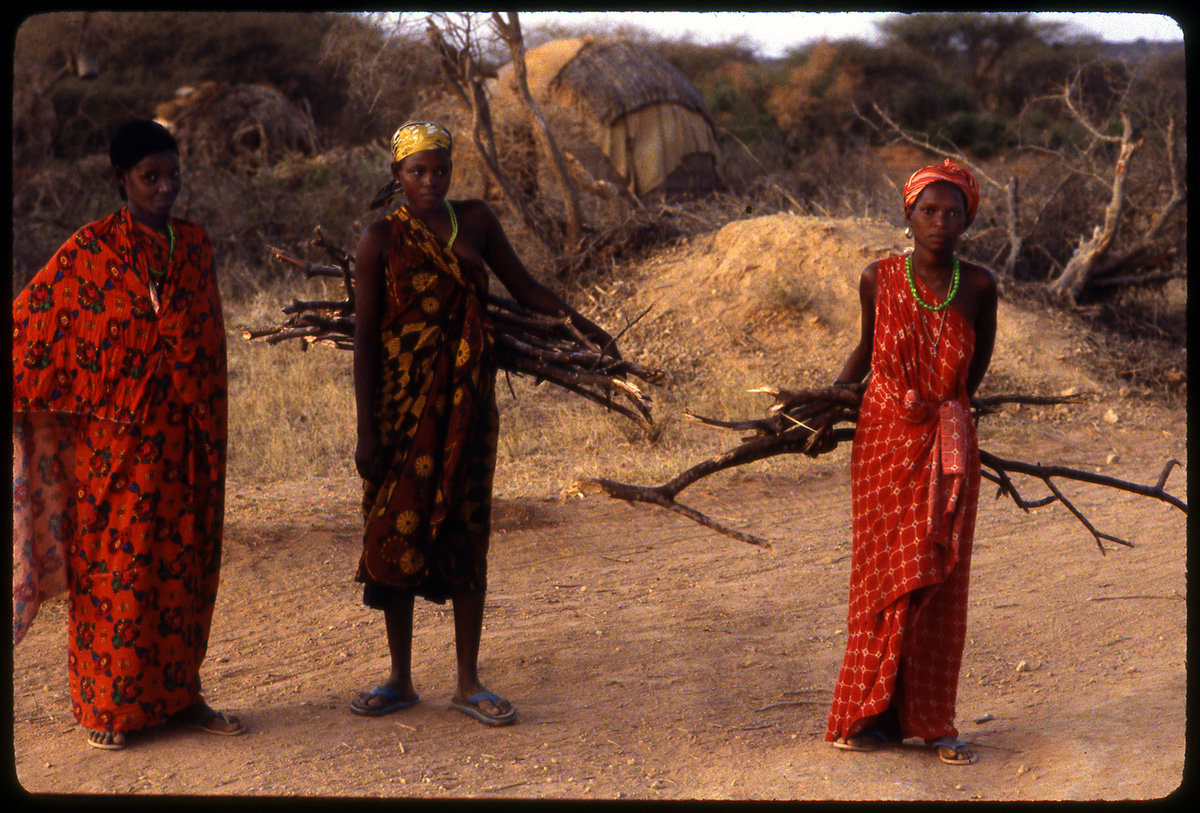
[569,383,1187,552]
[241,228,664,433]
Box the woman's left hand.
[586,324,622,361]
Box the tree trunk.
[490,12,583,251]
[1046,110,1143,303]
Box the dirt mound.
[606,212,1103,401]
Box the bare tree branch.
[425,14,557,253]
[576,384,1185,550]
[489,11,583,250]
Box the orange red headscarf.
[903,159,980,223]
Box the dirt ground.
[10,212,1189,800]
[11,404,1187,802]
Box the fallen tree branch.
[574,384,1186,550]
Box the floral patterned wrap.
[12,208,227,733]
[356,205,498,603]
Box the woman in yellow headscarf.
[348,121,618,725]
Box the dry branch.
[574,383,1185,550]
[489,11,583,250]
[243,237,663,434]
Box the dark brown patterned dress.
[356,206,499,604]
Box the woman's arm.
[352,218,389,481]
[467,200,618,355]
[834,262,879,385]
[965,263,998,397]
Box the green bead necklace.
[905,253,959,311]
[147,221,176,280]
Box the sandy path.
[12,408,1187,800]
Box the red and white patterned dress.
[826,255,981,743]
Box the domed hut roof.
[154,81,318,172]
[492,37,721,198]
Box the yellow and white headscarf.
[369,122,455,210]
[391,121,453,164]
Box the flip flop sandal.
[449,691,516,727]
[181,707,247,736]
[86,730,127,750]
[350,685,420,717]
[831,729,890,752]
[931,738,977,765]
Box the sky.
[515,11,1184,58]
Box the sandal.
[86,730,127,750]
[350,685,420,717]
[449,691,516,727]
[831,728,891,752]
[172,702,247,736]
[928,736,977,765]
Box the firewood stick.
[979,451,1187,514]
[283,298,353,315]
[532,379,652,431]
[501,355,651,423]
[568,478,773,549]
[267,246,344,278]
[311,226,353,269]
[500,352,648,399]
[495,334,624,372]
[247,235,665,433]
[261,326,328,344]
[586,388,1184,550]
[495,332,663,382]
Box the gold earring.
[961,230,971,241]
[904,226,913,238]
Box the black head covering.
[109,119,179,171]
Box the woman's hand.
[355,428,384,483]
[581,320,622,361]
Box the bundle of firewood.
[570,383,1187,551]
[241,228,664,432]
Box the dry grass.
[220,271,847,498]
[223,279,357,482]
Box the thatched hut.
[490,37,722,199]
[154,81,318,171]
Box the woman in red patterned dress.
[348,122,619,725]
[824,160,997,765]
[12,119,243,750]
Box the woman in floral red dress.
[824,160,997,765]
[12,119,243,750]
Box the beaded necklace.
[147,221,176,280]
[130,210,175,313]
[905,253,959,311]
[443,199,458,250]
